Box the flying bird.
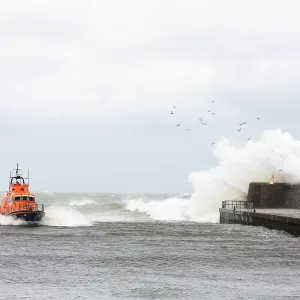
[256,117,260,120]
[247,136,251,141]
[170,111,174,115]
[238,122,243,126]
[212,100,214,102]
[210,142,215,147]
[238,128,241,132]
[176,124,180,127]
[173,106,176,109]
[208,110,212,112]
[186,128,190,131]
[199,117,203,121]
[243,122,247,125]
[212,112,215,115]
[278,169,283,171]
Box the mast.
[16,163,20,176]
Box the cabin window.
[29,196,35,202]
[14,196,21,201]
[22,196,28,201]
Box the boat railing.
[4,203,44,214]
[221,200,254,211]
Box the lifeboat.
[0,164,45,222]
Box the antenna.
[13,162,22,177]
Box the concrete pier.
[219,201,300,236]
[219,179,300,235]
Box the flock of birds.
[169,100,261,147]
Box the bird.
[278,169,283,171]
[212,100,214,102]
[210,142,215,147]
[247,136,251,141]
[199,117,203,121]
[208,110,212,112]
[176,124,180,127]
[186,128,190,131]
[256,117,260,120]
[173,106,176,109]
[243,122,247,125]
[170,111,174,115]
[238,128,241,132]
[238,122,243,126]
[212,112,215,115]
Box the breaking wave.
[124,129,300,222]
[41,205,93,227]
[68,199,96,207]
[124,197,219,223]
[0,215,27,226]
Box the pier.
[219,201,300,236]
[219,179,300,236]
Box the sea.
[0,192,299,300]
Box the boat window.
[14,196,21,201]
[22,196,28,201]
[29,196,35,202]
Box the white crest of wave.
[125,197,189,221]
[41,205,92,227]
[125,129,300,223]
[0,215,27,226]
[68,199,96,207]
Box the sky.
[1,0,300,193]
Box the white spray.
[126,129,300,222]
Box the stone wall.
[247,182,300,208]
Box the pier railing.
[221,200,254,211]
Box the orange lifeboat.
[0,164,45,222]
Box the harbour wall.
[219,207,300,236]
[220,181,300,235]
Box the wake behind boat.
[0,164,45,222]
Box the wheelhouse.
[13,195,36,202]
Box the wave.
[41,205,92,227]
[124,197,219,223]
[188,129,300,218]
[68,199,96,207]
[124,129,300,223]
[0,215,27,226]
[125,197,189,221]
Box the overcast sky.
[1,0,300,193]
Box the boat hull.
[6,210,45,222]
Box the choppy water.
[0,193,299,300]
